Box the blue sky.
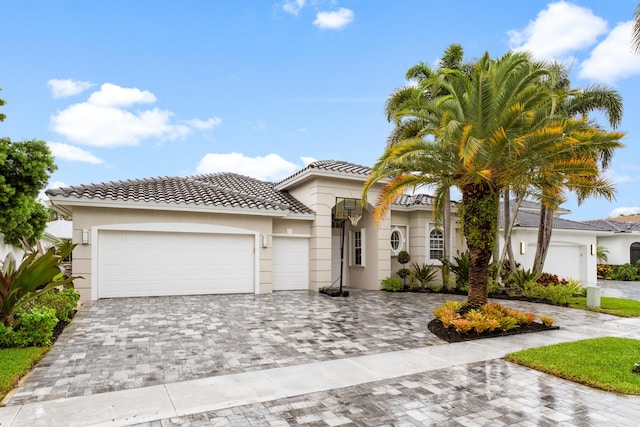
[1,1,639,220]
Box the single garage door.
[98,230,255,298]
[272,237,309,291]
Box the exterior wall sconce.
[590,244,596,255]
[82,229,89,245]
[262,235,268,248]
[519,241,526,254]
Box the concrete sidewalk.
[1,321,639,426]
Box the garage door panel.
[272,237,309,291]
[98,230,255,298]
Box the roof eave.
[46,196,313,219]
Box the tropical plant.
[381,276,403,292]
[612,264,638,281]
[363,51,624,307]
[396,250,411,287]
[0,241,78,326]
[446,252,470,286]
[411,263,438,290]
[596,245,610,264]
[385,45,474,282]
[507,268,542,289]
[531,62,623,274]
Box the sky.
[1,0,639,221]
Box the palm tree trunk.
[442,189,451,280]
[461,183,499,307]
[533,204,554,273]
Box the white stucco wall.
[597,233,640,265]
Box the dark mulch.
[428,318,560,343]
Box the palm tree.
[634,3,640,53]
[531,62,623,273]
[363,51,624,307]
[385,44,472,276]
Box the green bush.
[612,264,638,281]
[14,308,58,347]
[397,268,411,279]
[411,263,438,290]
[447,252,469,285]
[0,241,78,326]
[507,268,542,289]
[397,250,411,265]
[0,324,15,348]
[430,284,443,292]
[24,289,79,323]
[381,276,403,292]
[523,283,574,305]
[13,308,57,347]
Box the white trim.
[90,222,260,300]
[426,224,444,265]
[390,225,407,255]
[48,196,315,220]
[272,233,311,238]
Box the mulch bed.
[428,318,560,343]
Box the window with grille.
[429,229,444,260]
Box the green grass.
[568,296,640,317]
[506,337,640,394]
[0,347,48,402]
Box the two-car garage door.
[97,230,255,298]
[96,228,309,298]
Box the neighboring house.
[498,205,602,285]
[0,219,72,262]
[46,160,465,302]
[583,219,640,265]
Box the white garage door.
[98,230,255,298]
[272,237,309,291]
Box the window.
[350,229,366,266]
[390,229,402,254]
[631,242,640,265]
[429,229,444,260]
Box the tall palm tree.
[634,3,640,53]
[531,62,623,273]
[385,44,472,275]
[363,51,624,307]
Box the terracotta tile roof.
[46,173,315,215]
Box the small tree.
[0,138,57,246]
[397,250,411,287]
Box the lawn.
[506,337,640,394]
[568,296,640,317]
[0,347,48,402]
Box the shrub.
[447,252,469,285]
[597,264,612,279]
[411,263,438,290]
[539,315,555,327]
[0,324,15,348]
[430,284,443,293]
[381,276,403,292]
[564,279,584,297]
[612,264,638,281]
[13,308,57,347]
[397,250,411,265]
[397,268,411,279]
[0,241,78,326]
[537,272,567,286]
[24,288,80,323]
[523,282,574,305]
[507,268,541,289]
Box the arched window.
[429,229,444,260]
[631,242,640,265]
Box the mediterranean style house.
[46,160,465,302]
[46,159,618,302]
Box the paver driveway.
[11,290,449,404]
[6,289,640,426]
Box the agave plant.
[412,263,438,290]
[0,241,78,326]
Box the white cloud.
[47,79,94,98]
[48,142,103,164]
[50,83,219,147]
[579,21,640,83]
[196,152,301,181]
[508,1,607,60]
[88,83,156,107]
[300,156,316,165]
[253,120,267,130]
[283,0,305,15]
[186,117,223,130]
[313,8,354,30]
[608,207,640,217]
